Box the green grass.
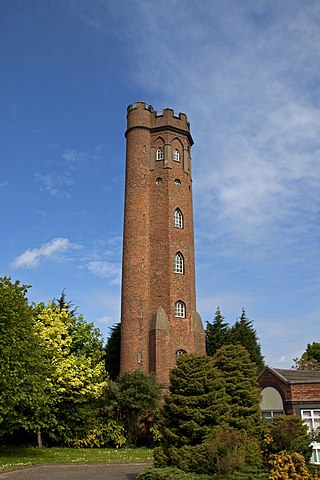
[0,447,153,472]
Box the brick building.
[120,102,205,387]
[258,366,320,463]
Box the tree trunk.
[37,431,43,448]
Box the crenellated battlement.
[126,101,192,144]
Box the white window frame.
[173,148,180,162]
[174,252,184,274]
[311,442,320,465]
[156,147,164,160]
[301,410,320,433]
[262,410,284,422]
[175,301,185,318]
[174,208,183,229]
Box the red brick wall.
[120,102,205,386]
[290,384,320,401]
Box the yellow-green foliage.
[268,451,318,480]
[65,420,126,448]
[34,303,107,403]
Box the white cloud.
[0,181,8,188]
[87,260,121,284]
[96,315,113,325]
[12,238,73,269]
[34,172,72,199]
[62,148,89,169]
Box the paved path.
[0,463,149,480]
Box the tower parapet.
[126,102,193,146]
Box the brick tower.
[120,102,205,387]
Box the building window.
[174,208,183,229]
[174,178,181,185]
[156,147,163,160]
[156,177,163,184]
[174,252,184,274]
[173,148,180,162]
[175,301,185,318]
[261,411,284,422]
[311,442,320,465]
[302,410,320,433]
[176,349,187,357]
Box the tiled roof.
[259,366,320,384]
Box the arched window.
[174,178,181,185]
[173,148,180,162]
[174,208,183,228]
[156,177,163,185]
[175,301,186,318]
[176,349,187,357]
[174,252,184,274]
[156,147,163,160]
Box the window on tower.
[176,349,187,357]
[175,301,186,318]
[173,208,183,228]
[156,147,164,160]
[173,148,180,162]
[174,252,184,274]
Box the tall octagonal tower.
[120,101,205,387]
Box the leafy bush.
[269,451,312,480]
[65,419,126,448]
[263,415,312,461]
[138,466,213,480]
[205,427,262,475]
[154,428,262,476]
[138,466,269,480]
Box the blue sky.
[1,0,319,367]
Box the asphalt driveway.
[0,463,149,480]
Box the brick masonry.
[120,102,205,387]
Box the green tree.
[106,370,160,445]
[212,344,262,434]
[205,306,229,356]
[155,354,229,472]
[104,323,121,380]
[265,415,312,460]
[293,342,320,370]
[228,308,264,372]
[0,277,50,443]
[53,289,78,316]
[33,302,107,444]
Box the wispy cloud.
[34,146,99,199]
[62,148,90,169]
[12,238,74,268]
[0,181,8,188]
[34,172,72,199]
[87,260,121,283]
[84,236,122,284]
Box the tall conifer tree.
[205,306,229,356]
[212,344,262,434]
[228,308,264,372]
[157,354,229,463]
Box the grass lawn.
[0,447,153,472]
